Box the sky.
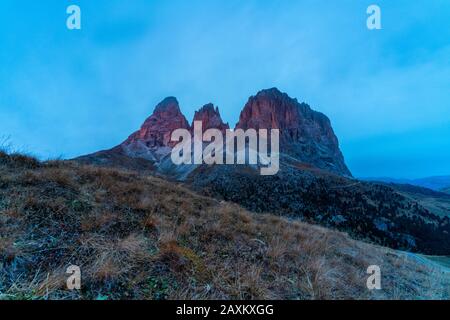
[0,0,449,179]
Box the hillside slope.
[75,90,450,256]
[188,159,450,255]
[364,176,450,191]
[0,151,449,300]
[380,183,450,219]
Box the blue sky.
[0,0,449,178]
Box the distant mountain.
[76,88,450,255]
[363,176,450,191]
[369,182,450,219]
[442,187,450,194]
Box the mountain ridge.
[363,176,450,191]
[74,88,450,255]
[236,88,351,176]
[77,88,351,177]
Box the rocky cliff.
[192,103,229,133]
[236,88,351,176]
[74,89,450,255]
[105,88,351,176]
[119,97,190,162]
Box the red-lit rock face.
[99,88,350,176]
[192,103,229,133]
[124,97,190,149]
[236,88,351,176]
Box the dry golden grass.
[0,152,448,300]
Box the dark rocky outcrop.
[236,88,351,176]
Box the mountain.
[361,178,450,217]
[122,97,190,162]
[76,97,188,172]
[192,103,229,133]
[1,151,448,299]
[236,88,351,177]
[364,176,450,191]
[78,88,350,177]
[75,88,450,255]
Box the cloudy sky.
[0,0,449,178]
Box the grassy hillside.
[188,162,450,255]
[375,182,450,219]
[0,151,448,300]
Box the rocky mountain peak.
[120,97,190,161]
[153,96,182,115]
[81,89,351,176]
[236,88,352,176]
[192,103,229,133]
